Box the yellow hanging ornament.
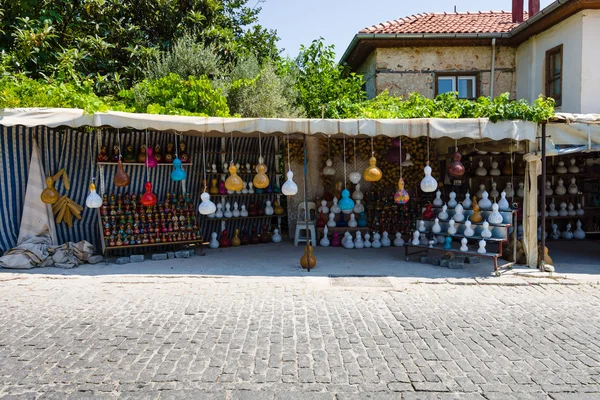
[363,156,382,182]
[225,163,244,192]
[253,156,269,189]
[394,178,410,204]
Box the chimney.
[512,0,524,23]
[529,0,540,17]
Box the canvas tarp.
[0,108,537,142]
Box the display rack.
[404,206,515,275]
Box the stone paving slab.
[0,275,598,399]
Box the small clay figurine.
[250,226,260,244]
[164,143,175,163]
[179,141,190,163]
[220,229,230,247]
[137,144,147,163]
[112,145,120,162]
[154,144,163,163]
[123,144,136,163]
[97,146,109,162]
[260,224,270,243]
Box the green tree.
[292,38,365,118]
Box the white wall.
[516,12,583,113]
[580,11,600,114]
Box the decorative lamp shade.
[363,156,382,182]
[146,147,158,168]
[141,181,157,207]
[420,164,438,193]
[198,192,217,215]
[323,159,336,176]
[281,170,298,196]
[394,178,410,204]
[253,162,270,189]
[85,182,103,208]
[401,154,414,167]
[338,189,355,214]
[447,152,465,178]
[171,157,187,181]
[349,171,361,184]
[225,164,244,192]
[41,177,60,204]
[385,138,407,164]
[114,160,130,187]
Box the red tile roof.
[359,11,528,35]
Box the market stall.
[0,108,540,270]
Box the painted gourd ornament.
[300,245,317,269]
[394,178,410,204]
[281,170,298,196]
[198,192,217,215]
[232,229,241,246]
[323,159,335,176]
[423,204,434,219]
[146,147,158,168]
[447,152,465,178]
[420,163,437,192]
[97,146,109,162]
[137,145,146,163]
[141,182,157,207]
[209,178,219,195]
[253,157,269,189]
[178,141,190,163]
[85,182,103,208]
[171,158,187,181]
[470,197,483,223]
[225,163,244,192]
[363,156,382,182]
[114,160,130,187]
[220,229,230,247]
[41,176,60,204]
[502,159,512,176]
[338,189,355,214]
[274,201,284,215]
[385,138,406,164]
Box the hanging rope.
[229,131,234,164]
[371,137,374,156]
[287,137,291,172]
[174,132,179,158]
[258,131,263,162]
[342,134,347,188]
[117,129,122,160]
[353,138,357,170]
[89,135,95,183]
[202,132,207,192]
[145,130,149,182]
[399,136,403,178]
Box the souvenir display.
[412,231,420,245]
[225,163,244,192]
[453,204,465,222]
[576,203,585,216]
[502,159,512,176]
[420,163,437,192]
[171,158,187,181]
[489,160,501,176]
[232,202,240,217]
[555,178,566,195]
[247,182,255,194]
[371,232,382,248]
[327,212,336,228]
[476,184,486,199]
[112,146,120,162]
[548,201,558,217]
[240,228,250,245]
[385,138,406,164]
[224,202,233,218]
[260,225,270,243]
[219,229,230,247]
[558,202,568,217]
[231,229,241,246]
[100,191,199,248]
[178,141,190,163]
[488,204,503,224]
[357,212,368,227]
[141,182,157,207]
[348,214,358,228]
[568,158,579,173]
[497,191,509,211]
[215,203,224,218]
[115,160,131,187]
[394,178,409,204]
[363,232,372,248]
[323,159,336,176]
[209,233,219,249]
[470,199,483,223]
[545,181,553,196]
[423,204,434,219]
[353,199,364,214]
[481,221,492,238]
[253,157,270,189]
[240,205,249,217]
[97,146,110,162]
[41,169,66,204]
[137,145,147,163]
[573,221,586,240]
[567,203,576,216]
[337,213,347,227]
[344,233,355,249]
[555,161,567,174]
[418,220,427,233]
[490,182,499,200]
[364,156,383,182]
[352,183,364,200]
[250,226,260,244]
[516,182,525,198]
[431,218,441,233]
[86,183,103,209]
[444,237,452,249]
[448,151,465,178]
[438,205,449,220]
[339,189,355,214]
[146,147,158,168]
[460,238,468,252]
[331,198,341,214]
[551,224,560,240]
[281,171,298,196]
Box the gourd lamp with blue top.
[171,157,187,181]
[338,189,355,214]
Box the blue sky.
[257,0,555,60]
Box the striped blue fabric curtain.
[0,125,275,253]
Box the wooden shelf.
[205,214,286,221]
[471,175,525,179]
[421,231,506,242]
[104,239,203,251]
[97,162,192,166]
[317,226,370,232]
[421,218,511,228]
[543,194,585,198]
[210,193,281,197]
[544,215,586,220]
[405,243,501,257]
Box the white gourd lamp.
[420,133,438,192]
[198,133,217,215]
[322,135,335,176]
[349,137,361,184]
[85,136,103,208]
[281,137,298,196]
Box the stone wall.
[362,45,517,99]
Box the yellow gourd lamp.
[41,176,60,204]
[394,136,410,204]
[225,163,244,192]
[253,132,269,189]
[363,137,382,182]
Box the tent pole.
[303,134,311,272]
[539,122,547,269]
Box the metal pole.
[303,134,311,272]
[540,122,547,269]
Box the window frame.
[545,44,563,107]
[435,73,479,100]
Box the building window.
[545,45,563,107]
[436,74,478,99]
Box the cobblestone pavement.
[0,275,599,400]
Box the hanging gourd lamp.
[146,146,158,168]
[322,136,336,176]
[447,140,465,178]
[253,132,270,189]
[348,137,361,184]
[420,136,438,192]
[198,133,217,215]
[41,176,60,204]
[85,137,103,208]
[338,134,355,213]
[141,181,157,207]
[114,129,130,187]
[363,137,382,182]
[170,134,187,181]
[394,137,410,204]
[385,137,407,164]
[281,138,298,196]
[402,153,414,166]
[224,132,244,191]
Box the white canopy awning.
[539,113,600,156]
[0,108,537,142]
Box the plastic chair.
[294,201,317,246]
